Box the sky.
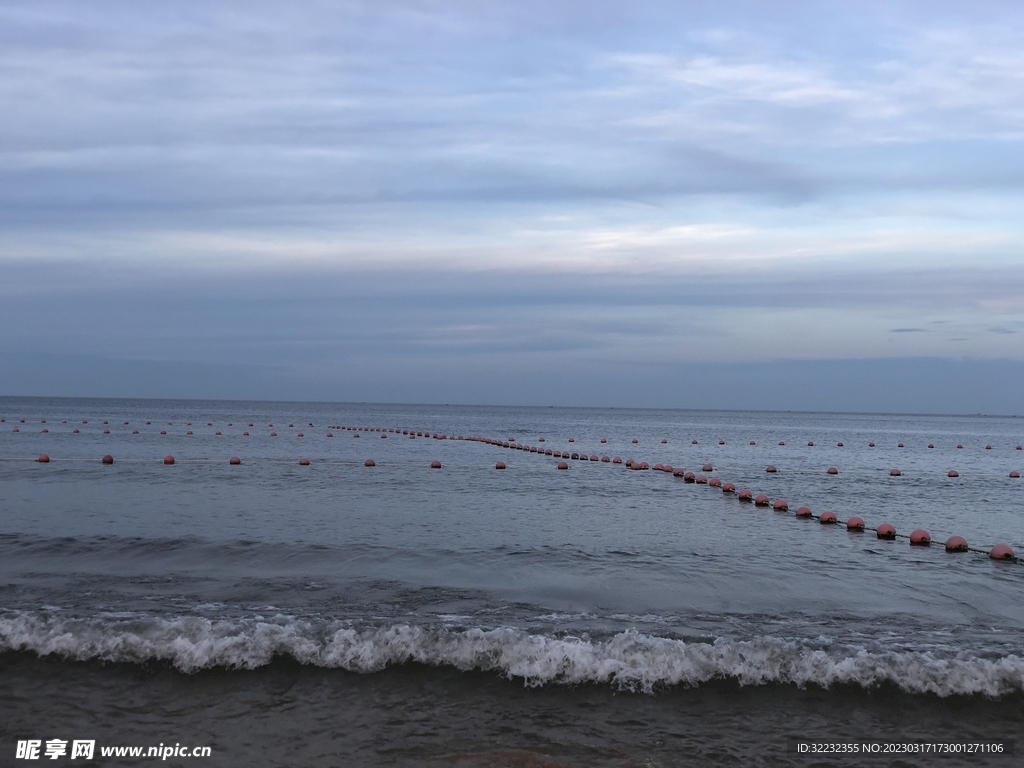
[2,1,1023,413]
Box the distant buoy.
[807,441,814,446]
[557,461,569,470]
[695,474,707,484]
[639,462,649,470]
[702,464,713,472]
[718,440,725,445]
[495,461,506,469]
[890,469,901,476]
[229,456,241,465]
[684,471,695,482]
[846,516,865,531]
[985,445,992,450]
[927,444,934,449]
[1010,471,1021,478]
[612,457,622,463]
[41,428,48,433]
[765,465,777,473]
[160,430,166,435]
[102,455,114,464]
[568,438,574,443]
[296,432,303,437]
[722,482,735,493]
[1017,445,1022,451]
[909,529,931,546]
[104,429,110,434]
[989,544,1014,560]
[243,431,249,436]
[708,477,721,487]
[754,494,770,507]
[876,523,896,540]
[749,441,756,445]
[898,443,904,448]
[364,459,375,467]
[381,434,386,438]
[948,470,959,477]
[774,499,790,512]
[430,460,442,468]
[868,442,875,447]
[957,444,963,449]
[327,432,333,437]
[601,455,610,462]
[600,438,607,443]
[215,431,222,436]
[354,433,360,438]
[37,454,50,463]
[738,489,753,501]
[299,458,310,465]
[73,429,79,433]
[132,430,139,435]
[692,439,698,444]
[661,439,667,444]
[269,432,276,437]
[778,441,785,445]
[163,455,175,465]
[819,511,837,524]
[632,438,638,444]
[944,536,968,552]
[837,442,843,447]
[793,505,811,517]
[538,438,545,442]
[826,466,838,474]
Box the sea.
[1,396,1022,767]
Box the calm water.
[1,397,1022,766]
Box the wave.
[2,611,1022,697]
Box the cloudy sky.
[2,1,1023,412]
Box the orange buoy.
[722,482,735,493]
[909,529,931,546]
[948,470,959,477]
[944,535,968,552]
[702,464,713,472]
[102,454,114,464]
[364,459,375,467]
[819,510,837,524]
[299,458,310,465]
[794,506,811,518]
[163,455,175,465]
[774,499,790,511]
[495,461,506,469]
[826,466,838,474]
[430,460,442,468]
[695,474,707,484]
[846,516,865,531]
[876,523,896,540]
[37,454,50,463]
[766,465,777,473]
[557,461,569,470]
[989,543,1014,560]
[229,456,241,465]
[754,494,770,507]
[738,488,753,501]
[612,457,622,463]
[890,468,901,476]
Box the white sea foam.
[2,611,1022,697]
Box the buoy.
[296,432,303,437]
[557,461,569,470]
[944,536,968,552]
[794,506,811,517]
[102,455,114,464]
[588,455,598,462]
[73,429,79,433]
[846,516,865,531]
[890,468,901,476]
[661,439,667,444]
[807,441,814,446]
[327,432,333,437]
[160,430,167,435]
[909,529,931,546]
[612,457,622,463]
[774,499,790,511]
[702,464,713,472]
[778,441,785,445]
[765,465,777,473]
[957,444,963,449]
[673,468,685,477]
[41,428,48,433]
[381,434,386,438]
[632,438,638,443]
[104,429,110,434]
[571,452,579,460]
[12,427,19,432]
[243,431,249,436]
[430,460,442,468]
[163,455,175,465]
[132,430,139,435]
[989,544,1014,560]
[683,471,695,482]
[364,459,375,467]
[749,441,756,445]
[819,511,837,524]
[948,470,959,477]
[695,474,707,484]
[494,461,506,469]
[754,494,770,507]
[876,523,896,540]
[722,482,735,493]
[601,455,610,462]
[538,438,545,442]
[738,489,753,501]
[600,438,606,443]
[837,442,843,447]
[708,477,721,487]
[692,439,698,444]
[229,456,241,465]
[215,431,222,436]
[299,458,310,465]
[898,443,904,448]
[37,454,50,463]
[1017,445,1022,451]
[638,462,649,469]
[568,438,574,443]
[269,432,276,437]
[718,440,725,445]
[1010,471,1020,478]
[927,444,934,449]
[985,445,992,450]
[868,442,875,447]
[826,466,838,474]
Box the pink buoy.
[868,442,875,447]
[632,438,638,444]
[229,456,241,465]
[364,459,375,467]
[807,441,814,446]
[353,433,360,438]
[601,455,610,462]
[37,454,50,463]
[944,536,968,552]
[638,462,649,470]
[794,506,811,518]
[722,482,735,493]
[299,458,310,465]
[876,523,896,540]
[102,454,114,464]
[846,516,865,531]
[430,460,442,468]
[682,470,695,482]
[673,468,685,477]
[957,444,963,449]
[567,438,574,443]
[41,428,48,433]
[749,440,756,445]
[132,430,139,435]
[495,461,506,469]
[104,429,110,434]
[837,442,843,447]
[600,438,607,443]
[754,494,770,507]
[296,432,303,437]
[1009,471,1020,478]
[163,455,175,465]
[708,477,722,487]
[765,465,777,473]
[1017,445,1022,451]
[702,464,713,472]
[160,430,167,435]
[653,463,664,471]
[989,544,1014,560]
[948,470,959,477]
[695,474,707,484]
[909,529,931,546]
[215,431,222,436]
[897,443,904,448]
[327,432,333,437]
[269,432,276,437]
[612,457,622,464]
[826,466,838,475]
[661,439,667,444]
[73,429,80,433]
[819,511,837,524]
[738,489,753,501]
[381,434,386,438]
[589,455,599,462]
[774,499,789,511]
[890,469,901,476]
[718,440,725,445]
[692,439,698,445]
[927,444,934,449]
[243,431,249,436]
[985,445,992,450]
[778,441,785,445]
[557,461,569,470]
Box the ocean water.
[1,397,1022,767]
